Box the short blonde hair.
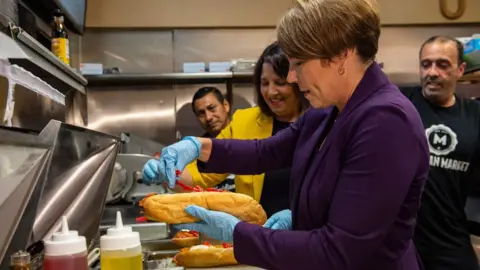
[277,0,381,62]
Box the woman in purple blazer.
[143,0,430,269]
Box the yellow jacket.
[186,107,273,202]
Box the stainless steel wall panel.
[65,90,88,127]
[11,84,65,131]
[81,30,174,73]
[87,86,177,145]
[173,29,276,72]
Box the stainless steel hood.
[32,121,120,248]
[0,125,52,269]
[0,120,120,269]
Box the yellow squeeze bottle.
[100,211,142,270]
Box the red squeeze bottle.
[43,217,88,270]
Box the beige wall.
[378,0,480,24]
[77,26,480,78]
[86,0,294,28]
[86,0,480,28]
[80,0,480,78]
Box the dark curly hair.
[253,41,308,117]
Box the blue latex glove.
[173,205,240,242]
[142,136,201,187]
[263,209,292,230]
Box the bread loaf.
[173,244,237,268]
[139,192,267,225]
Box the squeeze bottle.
[100,211,142,270]
[43,216,88,270]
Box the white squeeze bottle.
[100,211,142,270]
[43,216,89,270]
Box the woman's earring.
[338,67,345,75]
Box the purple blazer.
[198,63,429,270]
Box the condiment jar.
[10,250,30,270]
[100,211,142,270]
[43,216,88,270]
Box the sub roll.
[173,242,237,268]
[139,192,267,225]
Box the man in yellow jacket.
[190,86,235,192]
[191,86,231,138]
[181,107,276,201]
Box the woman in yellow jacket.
[178,42,308,217]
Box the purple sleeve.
[197,112,307,175]
[231,108,429,269]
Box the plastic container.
[100,211,142,270]
[43,216,88,270]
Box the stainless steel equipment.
[0,125,52,269]
[105,132,167,205]
[0,119,120,270]
[32,120,120,249]
[119,132,165,156]
[105,153,168,205]
[120,153,169,203]
[5,28,87,94]
[105,161,128,204]
[1,30,88,132]
[101,153,170,228]
[0,58,66,131]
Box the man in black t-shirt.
[402,36,480,270]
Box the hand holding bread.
[173,205,240,243]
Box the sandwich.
[172,229,200,247]
[173,241,237,268]
[139,192,267,225]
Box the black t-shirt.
[259,119,292,217]
[401,86,480,270]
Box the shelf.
[2,28,87,95]
[464,50,480,74]
[460,74,480,82]
[86,71,256,87]
[86,72,232,87]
